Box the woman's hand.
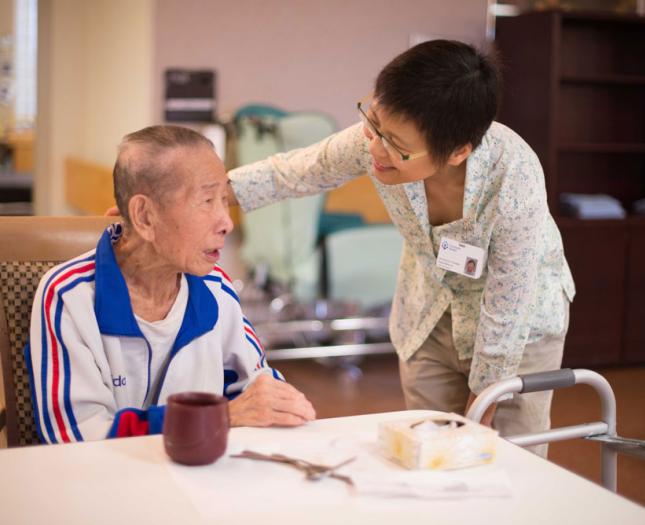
[228,374,316,427]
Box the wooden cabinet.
[495,10,645,366]
[625,222,645,363]
[558,219,627,367]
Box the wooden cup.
[163,392,229,466]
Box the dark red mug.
[163,392,229,466]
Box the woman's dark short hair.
[374,40,500,165]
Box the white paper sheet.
[165,429,512,518]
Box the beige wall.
[81,1,154,165]
[35,0,154,214]
[153,0,488,128]
[35,0,487,214]
[0,0,14,133]
[35,0,84,215]
[0,0,13,35]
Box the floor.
[276,355,645,506]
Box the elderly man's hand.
[228,374,316,427]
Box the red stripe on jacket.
[43,262,96,442]
[244,326,263,352]
[213,265,233,285]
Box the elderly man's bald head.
[113,125,214,224]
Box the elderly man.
[27,125,315,444]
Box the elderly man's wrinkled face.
[152,145,233,276]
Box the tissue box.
[378,413,498,470]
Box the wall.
[0,0,14,133]
[154,0,488,129]
[35,0,488,215]
[35,0,83,215]
[80,0,154,165]
[0,0,13,35]
[35,0,154,214]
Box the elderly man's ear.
[128,194,158,242]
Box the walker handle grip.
[519,368,576,393]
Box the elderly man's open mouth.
[204,248,222,262]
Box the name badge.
[436,237,486,279]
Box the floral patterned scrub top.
[229,121,576,394]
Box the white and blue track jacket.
[26,225,282,444]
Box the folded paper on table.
[166,422,511,518]
[351,467,511,499]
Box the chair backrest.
[0,216,112,447]
[233,104,289,167]
[239,111,337,301]
[276,112,336,151]
[325,224,403,309]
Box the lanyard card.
[436,237,486,279]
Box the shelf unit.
[495,10,645,367]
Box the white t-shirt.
[135,275,188,403]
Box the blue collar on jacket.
[93,225,219,347]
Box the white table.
[1,410,643,524]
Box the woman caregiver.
[227,40,575,456]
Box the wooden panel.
[6,130,34,173]
[496,12,554,162]
[560,18,645,77]
[324,175,390,224]
[497,11,645,368]
[65,157,115,215]
[558,84,645,144]
[63,157,247,223]
[0,216,113,260]
[557,152,645,211]
[624,224,645,363]
[495,11,557,209]
[559,221,626,367]
[229,205,241,225]
[63,158,387,225]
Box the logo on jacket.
[112,375,127,387]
